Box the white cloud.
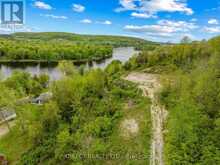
[0,25,33,34]
[116,0,193,17]
[204,27,220,33]
[190,18,197,22]
[124,20,198,38]
[80,19,92,24]
[131,12,154,19]
[72,4,85,13]
[34,1,52,10]
[103,20,112,25]
[41,14,68,19]
[140,0,193,15]
[208,19,219,25]
[157,20,198,31]
[79,19,112,25]
[115,0,137,12]
[0,27,12,33]
[97,20,112,25]
[124,25,175,34]
[205,6,220,12]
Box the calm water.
[0,47,138,80]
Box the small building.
[0,108,17,124]
[32,92,53,105]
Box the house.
[31,92,53,105]
[0,108,17,124]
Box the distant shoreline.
[0,56,112,64]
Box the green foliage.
[0,104,42,164]
[11,32,157,50]
[41,102,59,133]
[105,60,123,76]
[126,41,212,72]
[0,38,113,61]
[4,71,48,96]
[16,67,151,165]
[0,32,158,61]
[122,35,220,164]
[58,61,78,76]
[159,49,220,164]
[0,83,16,107]
[85,117,113,137]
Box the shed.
[32,92,53,105]
[0,108,16,124]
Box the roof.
[0,108,16,124]
[32,92,53,104]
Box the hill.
[10,32,157,49]
[0,32,158,61]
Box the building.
[0,108,16,124]
[31,92,53,105]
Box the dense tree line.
[11,32,157,50]
[124,41,212,72]
[0,32,158,61]
[3,71,49,97]
[0,39,113,61]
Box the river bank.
[0,47,139,80]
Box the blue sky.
[2,0,220,42]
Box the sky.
[1,0,220,42]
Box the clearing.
[124,72,168,165]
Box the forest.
[0,38,113,61]
[0,34,220,165]
[11,32,156,50]
[124,36,220,164]
[0,32,157,61]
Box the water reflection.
[0,47,138,81]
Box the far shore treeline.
[0,32,157,61]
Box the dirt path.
[0,121,16,138]
[124,72,167,165]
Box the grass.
[108,96,152,165]
[0,125,31,165]
[0,104,42,165]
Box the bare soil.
[124,72,168,165]
[0,121,16,138]
[121,119,139,138]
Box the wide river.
[0,47,138,80]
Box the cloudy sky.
[2,0,220,42]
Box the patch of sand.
[121,119,139,138]
[0,121,16,138]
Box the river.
[0,47,138,80]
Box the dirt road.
[124,72,167,165]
